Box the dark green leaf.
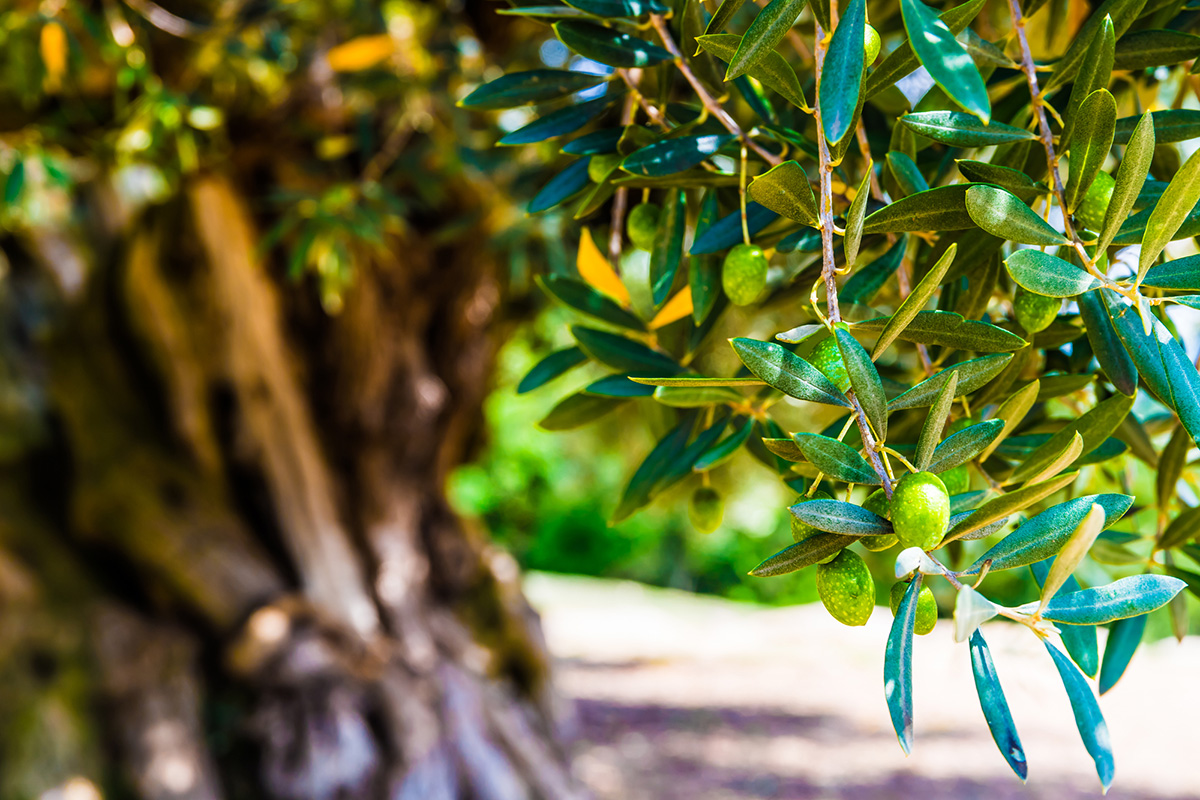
[497,5,594,17]
[1038,575,1185,625]
[1064,90,1116,212]
[621,134,737,176]
[943,471,1080,544]
[842,236,907,304]
[886,152,929,196]
[928,419,1004,473]
[1009,393,1134,483]
[572,325,681,373]
[871,244,957,359]
[563,127,624,154]
[459,70,609,108]
[1143,254,1200,290]
[1098,613,1147,695]
[967,185,1067,245]
[1030,559,1099,677]
[852,311,1027,353]
[695,34,809,110]
[730,337,852,406]
[956,160,1044,203]
[701,0,748,38]
[885,577,920,755]
[1005,250,1099,297]
[844,166,873,268]
[1113,29,1200,70]
[538,275,645,330]
[652,384,742,406]
[901,112,1032,146]
[819,0,866,145]
[517,346,589,394]
[629,375,766,387]
[889,353,1014,410]
[689,190,722,323]
[864,0,987,99]
[836,328,887,440]
[793,432,880,484]
[613,415,695,521]
[690,202,778,254]
[563,0,669,15]
[747,161,819,226]
[1159,504,1200,550]
[1044,641,1114,791]
[750,532,860,576]
[899,0,989,122]
[1044,0,1148,91]
[1139,144,1200,282]
[499,94,614,145]
[1060,15,1114,149]
[726,0,809,80]
[915,371,958,471]
[585,374,657,396]
[650,188,686,304]
[694,416,754,471]
[788,498,893,535]
[1113,109,1200,145]
[969,631,1027,780]
[4,160,24,205]
[962,493,1134,574]
[1078,289,1138,396]
[554,21,672,68]
[539,392,626,430]
[1157,425,1190,511]
[530,158,592,212]
[862,185,974,234]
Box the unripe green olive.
[628,202,662,250]
[890,581,938,635]
[722,243,768,306]
[890,471,950,551]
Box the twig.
[812,12,893,498]
[609,89,641,263]
[648,14,782,167]
[616,68,671,130]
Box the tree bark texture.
[0,172,583,800]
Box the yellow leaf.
[327,35,395,73]
[577,227,631,305]
[40,21,68,93]
[649,287,693,330]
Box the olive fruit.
[628,202,662,250]
[808,335,852,393]
[890,471,950,551]
[721,243,768,306]
[1076,170,1115,232]
[889,581,938,635]
[689,486,724,534]
[1014,287,1061,334]
[941,464,970,496]
[792,490,839,563]
[817,550,875,627]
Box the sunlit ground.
[527,573,1200,800]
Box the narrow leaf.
[872,244,956,359]
[696,34,810,110]
[862,185,974,234]
[622,134,737,176]
[1030,559,1100,677]
[978,380,1039,461]
[1036,575,1186,625]
[967,185,1067,246]
[1064,89,1116,213]
[459,70,609,108]
[852,311,1026,353]
[1009,393,1134,484]
[726,0,809,80]
[538,275,645,330]
[865,0,986,99]
[793,432,881,484]
[1078,289,1137,396]
[1098,613,1147,695]
[572,325,681,373]
[1044,642,1115,791]
[943,471,1079,544]
[1038,503,1105,610]
[1099,111,1154,252]
[819,0,866,144]
[899,0,990,122]
[1005,250,1099,297]
[915,371,958,472]
[518,346,588,394]
[836,328,887,440]
[1060,16,1114,150]
[554,21,673,68]
[1139,144,1200,283]
[901,112,1032,146]
[885,577,920,754]
[750,532,859,576]
[888,353,1013,411]
[969,630,1028,781]
[788,498,893,536]
[748,161,820,226]
[844,163,873,269]
[928,419,1004,473]
[731,338,852,406]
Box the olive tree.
[474,0,1200,787]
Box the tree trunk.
[0,172,583,800]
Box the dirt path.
[525,573,1200,800]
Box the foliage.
[470,0,1200,787]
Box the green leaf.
[969,631,1028,781]
[1038,503,1106,607]
[842,236,907,304]
[1064,90,1116,213]
[1030,559,1099,677]
[761,437,806,462]
[1113,29,1200,70]
[499,94,615,145]
[1004,250,1099,297]
[612,415,695,521]
[563,127,624,154]
[518,346,589,394]
[819,0,866,145]
[899,0,989,122]
[621,134,737,176]
[1009,393,1134,484]
[1099,113,1153,253]
[956,160,1044,203]
[497,5,595,17]
[747,161,819,226]
[689,190,722,324]
[530,158,592,212]
[695,34,809,110]
[864,0,986,99]
[886,152,929,197]
[836,328,887,440]
[966,185,1067,245]
[1139,145,1200,283]
[943,471,1079,544]
[1157,424,1191,511]
[750,532,860,576]
[649,188,686,305]
[730,338,852,407]
[915,371,958,471]
[962,494,1134,574]
[1098,613,1147,695]
[1114,109,1200,145]
[979,380,1039,461]
[1078,289,1138,396]
[726,0,809,81]
[789,498,893,536]
[872,244,957,359]
[1143,255,1200,290]
[1060,16,1114,150]
[862,185,974,234]
[888,353,1013,411]
[1159,504,1200,550]
[554,20,672,68]
[853,311,1027,353]
[885,577,920,755]
[1044,642,1115,791]
[701,0,748,38]
[652,385,742,406]
[792,432,880,484]
[694,416,754,471]
[1044,0,1148,91]
[563,0,669,16]
[901,112,1033,147]
[572,325,681,373]
[690,202,778,254]
[539,392,626,430]
[629,375,766,387]
[538,275,645,330]
[459,70,609,108]
[1035,575,1186,625]
[844,164,873,269]
[584,374,656,397]
[928,420,1004,473]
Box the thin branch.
[609,90,639,264]
[648,14,782,167]
[617,68,671,130]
